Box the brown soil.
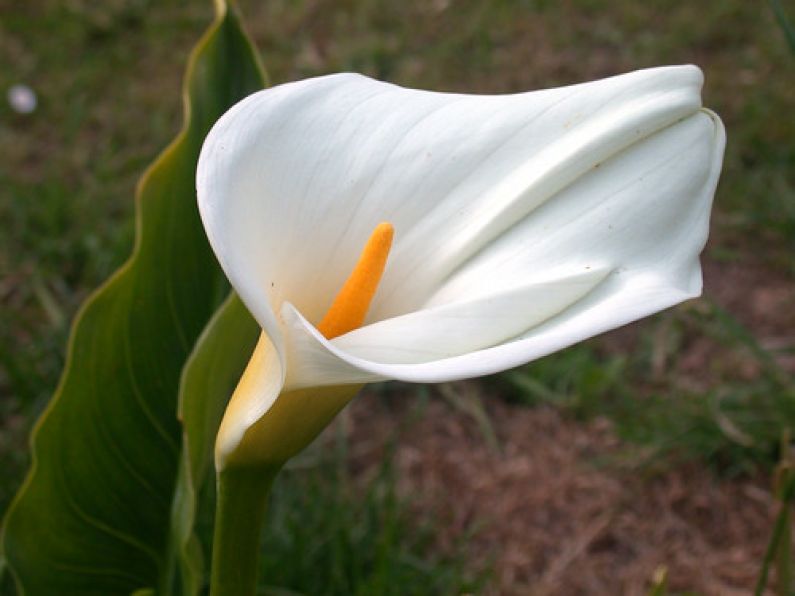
[345,392,776,595]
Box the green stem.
[755,472,795,596]
[776,504,792,596]
[210,465,280,596]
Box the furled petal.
[197,66,725,395]
[333,267,611,364]
[280,273,691,389]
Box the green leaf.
[171,292,259,595]
[1,3,266,594]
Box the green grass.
[257,427,487,595]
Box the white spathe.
[197,66,725,460]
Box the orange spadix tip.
[317,222,394,340]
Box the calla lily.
[197,65,725,472]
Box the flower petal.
[197,65,707,372]
[330,266,610,365]
[427,109,722,308]
[277,108,724,390]
[281,273,692,389]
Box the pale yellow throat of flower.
[217,222,394,468]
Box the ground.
[345,387,772,595]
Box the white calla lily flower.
[197,65,725,468]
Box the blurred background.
[1,0,793,594]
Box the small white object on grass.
[8,84,37,114]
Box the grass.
[1,0,794,593]
[257,425,487,595]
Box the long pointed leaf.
[1,3,265,594]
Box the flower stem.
[210,465,280,596]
